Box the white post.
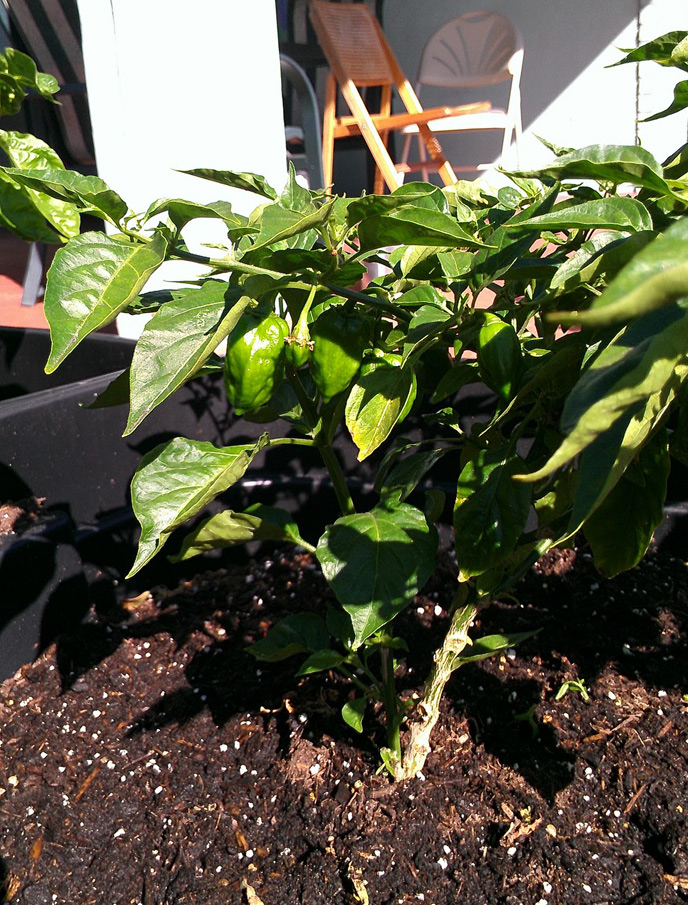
[77,1,287,335]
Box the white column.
[77,1,287,335]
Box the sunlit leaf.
[316,503,437,646]
[128,433,269,574]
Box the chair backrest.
[1,0,95,167]
[417,11,523,90]
[309,1,396,88]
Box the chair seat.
[401,109,509,134]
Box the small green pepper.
[224,311,289,414]
[476,313,522,401]
[310,306,372,403]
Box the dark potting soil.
[0,543,686,905]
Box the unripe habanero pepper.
[309,306,372,403]
[224,311,289,414]
[476,313,522,401]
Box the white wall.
[380,0,685,188]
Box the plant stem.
[287,371,356,518]
[318,443,356,517]
[393,600,480,782]
[380,648,402,760]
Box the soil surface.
[0,541,686,905]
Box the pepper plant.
[3,32,687,780]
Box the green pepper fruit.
[476,313,522,401]
[224,311,289,414]
[310,306,372,403]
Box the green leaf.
[125,284,249,434]
[523,303,688,487]
[378,447,449,505]
[506,197,652,234]
[341,698,367,733]
[296,649,347,676]
[5,168,128,224]
[172,504,308,561]
[612,31,688,71]
[0,168,63,242]
[250,614,330,662]
[346,182,448,224]
[345,358,417,461]
[357,207,484,252]
[247,198,335,252]
[0,48,58,116]
[402,304,452,363]
[430,361,479,403]
[454,448,532,580]
[550,230,653,295]
[455,630,538,664]
[583,429,670,577]
[316,502,437,646]
[44,232,167,372]
[182,168,277,199]
[555,219,688,327]
[510,144,670,195]
[128,433,269,574]
[143,197,246,231]
[0,131,80,237]
[643,79,688,121]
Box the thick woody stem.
[394,601,480,782]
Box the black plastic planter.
[0,327,243,678]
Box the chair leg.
[322,74,337,189]
[21,242,46,307]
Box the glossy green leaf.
[0,131,79,237]
[430,361,479,403]
[523,303,688,486]
[143,197,245,231]
[182,168,277,199]
[316,502,437,646]
[612,31,688,71]
[555,218,688,327]
[506,197,652,234]
[341,698,366,733]
[644,79,688,121]
[378,447,449,505]
[296,649,347,676]
[172,504,308,561]
[5,168,128,224]
[583,429,670,577]
[250,614,330,662]
[125,284,249,434]
[0,168,62,242]
[346,182,448,224]
[455,630,537,664]
[44,232,167,372]
[454,448,531,579]
[511,144,670,195]
[0,48,58,116]
[128,433,269,574]
[345,358,417,461]
[357,207,484,252]
[247,198,335,252]
[550,230,653,295]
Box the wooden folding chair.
[308,0,492,193]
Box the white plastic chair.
[400,11,524,177]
